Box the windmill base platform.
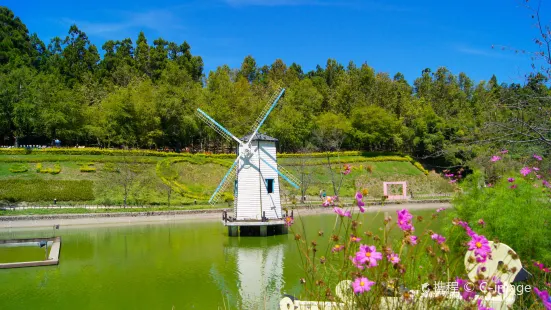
[223,220,288,237]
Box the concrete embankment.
[0,200,451,229]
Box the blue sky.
[4,0,550,84]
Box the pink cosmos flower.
[508,178,515,182]
[534,287,551,310]
[343,164,351,175]
[332,244,344,253]
[544,180,551,188]
[491,156,501,162]
[322,196,337,207]
[355,245,383,267]
[431,233,446,244]
[436,207,446,213]
[397,209,415,232]
[468,234,492,263]
[534,167,540,171]
[500,149,508,154]
[537,175,542,179]
[510,184,517,189]
[350,235,361,243]
[333,207,351,218]
[388,253,400,265]
[352,277,375,294]
[349,256,365,270]
[445,173,454,177]
[456,277,476,301]
[520,167,532,177]
[284,216,294,227]
[535,262,550,273]
[406,235,418,245]
[355,192,365,213]
[534,154,543,161]
[449,179,457,184]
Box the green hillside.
[0,149,453,207]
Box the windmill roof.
[241,132,278,142]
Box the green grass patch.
[0,180,94,202]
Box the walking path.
[0,202,450,229]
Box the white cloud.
[60,9,184,38]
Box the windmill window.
[266,179,274,194]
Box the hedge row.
[0,180,94,202]
[0,148,402,159]
[0,148,236,158]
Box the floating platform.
[0,237,61,269]
[223,220,288,237]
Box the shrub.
[80,162,96,172]
[9,163,28,173]
[36,163,61,174]
[0,180,94,201]
[447,171,551,264]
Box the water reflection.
[222,236,286,309]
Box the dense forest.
[1,6,550,166]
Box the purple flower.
[436,207,446,213]
[534,167,540,171]
[431,233,446,244]
[355,245,383,267]
[332,244,344,253]
[406,235,418,246]
[350,235,361,243]
[534,154,543,161]
[491,155,501,162]
[284,216,294,227]
[445,173,454,177]
[510,184,517,189]
[456,277,476,301]
[520,166,532,177]
[397,209,415,232]
[322,196,337,207]
[534,287,551,310]
[351,277,375,294]
[500,149,509,154]
[544,180,551,188]
[508,178,515,183]
[355,192,365,213]
[342,164,351,175]
[449,179,457,184]
[333,207,351,218]
[349,256,365,270]
[468,234,492,263]
[388,253,400,265]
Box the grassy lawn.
[0,153,453,208]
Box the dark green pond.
[0,209,441,309]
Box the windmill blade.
[196,108,245,147]
[247,88,285,145]
[210,158,239,204]
[259,157,300,189]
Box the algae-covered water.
[0,209,441,309]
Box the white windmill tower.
[196,87,300,236]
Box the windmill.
[196,87,300,236]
